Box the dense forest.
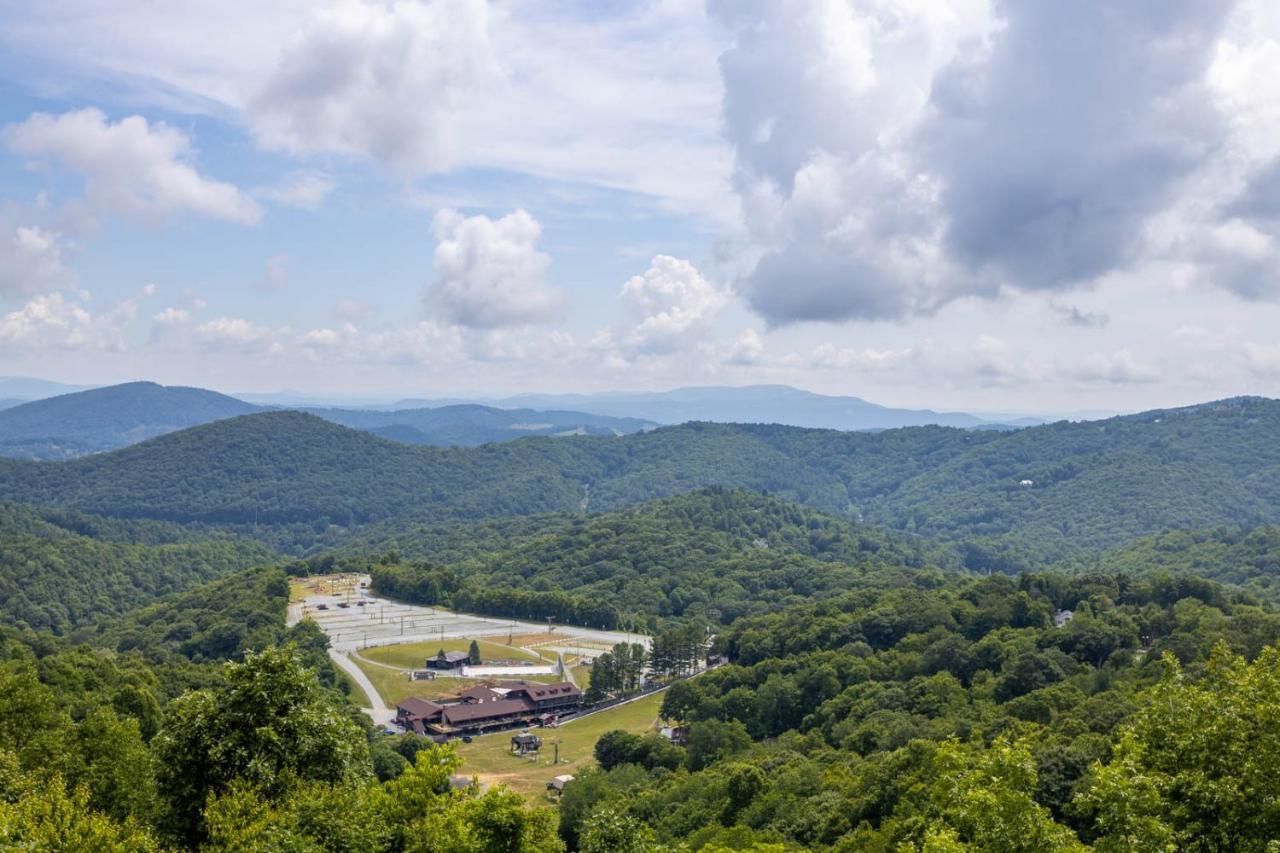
[7,397,1280,848]
[367,488,960,628]
[561,571,1280,850]
[12,547,1280,849]
[0,503,275,635]
[1084,525,1280,604]
[3,397,1280,567]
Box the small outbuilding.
[660,725,690,746]
[511,733,542,755]
[547,774,574,795]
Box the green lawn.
[352,655,562,706]
[361,638,544,669]
[452,691,666,802]
[352,658,481,705]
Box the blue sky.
[2,0,1280,413]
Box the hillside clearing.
[453,691,666,801]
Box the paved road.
[328,649,395,727]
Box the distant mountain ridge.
[2,395,1279,567]
[0,382,258,459]
[396,384,1040,430]
[0,381,656,460]
[300,403,653,446]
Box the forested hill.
[303,403,654,446]
[1085,525,1280,604]
[0,503,276,634]
[0,381,258,459]
[365,488,961,626]
[3,397,1280,563]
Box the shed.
[547,774,574,794]
[511,733,542,755]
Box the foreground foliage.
[0,641,564,851]
[559,571,1280,850]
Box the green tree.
[908,739,1086,852]
[579,804,656,853]
[152,645,370,843]
[1077,643,1280,851]
[686,719,751,772]
[0,777,160,851]
[469,639,482,665]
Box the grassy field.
[352,656,562,706]
[452,691,666,802]
[361,638,545,669]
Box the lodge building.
[395,680,583,736]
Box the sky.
[2,0,1280,414]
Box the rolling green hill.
[366,487,960,626]
[304,402,654,445]
[3,396,1280,565]
[1083,525,1280,604]
[0,381,259,459]
[0,503,276,634]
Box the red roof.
[397,697,444,720]
[457,685,505,704]
[442,697,536,725]
[511,682,581,700]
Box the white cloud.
[725,328,765,366]
[810,342,918,372]
[363,320,466,366]
[256,171,334,210]
[152,307,190,324]
[1073,349,1160,385]
[195,316,274,349]
[0,225,73,298]
[428,208,562,328]
[5,108,261,224]
[711,0,1280,324]
[262,254,289,290]
[250,0,499,174]
[0,286,151,352]
[1050,303,1109,329]
[619,255,729,355]
[0,1,732,220]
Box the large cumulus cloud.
[713,0,1280,325]
[427,208,563,328]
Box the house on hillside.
[427,651,470,670]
